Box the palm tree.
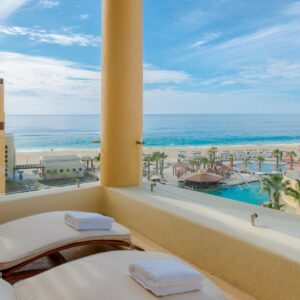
[272,149,282,171]
[189,159,197,172]
[262,174,290,210]
[196,157,203,170]
[286,151,297,170]
[208,147,218,166]
[220,154,223,165]
[243,155,250,169]
[229,154,234,170]
[201,157,209,169]
[152,152,161,175]
[143,155,153,179]
[256,156,265,172]
[285,179,300,205]
[160,152,168,178]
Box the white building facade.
[39,155,85,180]
[5,133,15,179]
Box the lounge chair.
[0,211,134,281]
[2,251,226,300]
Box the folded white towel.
[131,271,203,296]
[64,212,114,231]
[129,259,203,296]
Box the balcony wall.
[101,186,300,300]
[0,183,102,223]
[0,184,299,300]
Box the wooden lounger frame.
[2,239,143,283]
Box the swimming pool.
[233,161,285,173]
[205,182,268,205]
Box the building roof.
[41,155,81,163]
[184,173,223,183]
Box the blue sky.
[0,0,300,114]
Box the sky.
[0,0,300,114]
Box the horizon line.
[6,113,300,116]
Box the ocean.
[6,114,300,151]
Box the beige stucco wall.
[0,184,299,300]
[0,183,103,224]
[101,187,300,300]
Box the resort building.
[191,151,201,158]
[0,80,16,183]
[0,2,299,300]
[0,79,5,194]
[39,155,84,180]
[5,133,15,179]
[234,150,245,160]
[248,151,260,159]
[220,150,231,161]
[262,151,273,158]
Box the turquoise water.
[234,162,286,173]
[206,182,268,205]
[6,114,300,151]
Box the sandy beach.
[15,143,300,164]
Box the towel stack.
[129,259,203,296]
[64,211,114,231]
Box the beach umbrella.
[282,157,292,161]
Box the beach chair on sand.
[0,211,136,282]
[1,251,226,300]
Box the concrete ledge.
[101,186,300,300]
[0,183,103,223]
[0,183,299,299]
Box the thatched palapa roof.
[184,173,223,183]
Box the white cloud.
[0,0,29,21]
[78,14,90,21]
[144,88,300,114]
[190,32,221,48]
[240,61,300,81]
[215,25,283,50]
[39,0,59,8]
[144,65,190,84]
[0,26,101,47]
[181,17,300,92]
[0,52,100,114]
[285,1,300,15]
[198,60,300,89]
[0,52,192,114]
[0,51,296,114]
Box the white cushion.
[0,279,15,300]
[14,251,226,300]
[0,211,131,270]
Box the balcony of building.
[0,1,299,300]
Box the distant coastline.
[16,143,300,165]
[6,114,300,151]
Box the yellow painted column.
[101,0,143,187]
[0,79,6,194]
